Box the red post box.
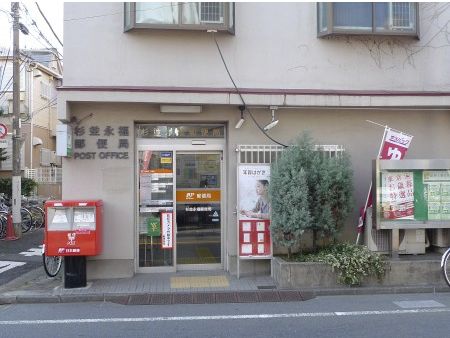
[44,200,103,256]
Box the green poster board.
[147,215,161,237]
[375,159,450,229]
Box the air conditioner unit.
[390,3,413,30]
[364,207,391,253]
[398,229,425,254]
[431,228,450,250]
[200,2,224,24]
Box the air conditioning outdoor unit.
[431,229,450,253]
[398,229,426,254]
[200,2,224,24]
[364,207,391,253]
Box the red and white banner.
[356,127,413,235]
[379,129,413,160]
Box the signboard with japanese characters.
[237,164,272,259]
[72,124,131,160]
[161,212,173,249]
[375,159,450,229]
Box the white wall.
[63,2,450,91]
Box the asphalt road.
[1,293,450,338]
[0,228,44,286]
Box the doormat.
[170,275,229,289]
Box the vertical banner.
[161,212,173,249]
[238,165,272,258]
[379,129,413,160]
[356,127,413,236]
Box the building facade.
[59,2,450,278]
[0,48,62,197]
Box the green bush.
[0,177,38,197]
[294,243,386,285]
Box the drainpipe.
[29,68,33,170]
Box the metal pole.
[11,2,22,238]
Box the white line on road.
[1,308,450,325]
[19,246,43,257]
[0,261,26,274]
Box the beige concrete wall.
[63,102,450,277]
[64,3,450,92]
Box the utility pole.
[11,2,22,238]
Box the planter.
[271,256,446,289]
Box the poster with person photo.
[238,165,271,220]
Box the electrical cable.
[212,33,287,147]
[35,2,63,47]
[20,2,63,60]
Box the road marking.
[1,308,450,326]
[0,261,26,274]
[394,300,445,309]
[19,246,43,257]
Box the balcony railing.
[24,167,62,184]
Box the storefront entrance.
[136,125,225,272]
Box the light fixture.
[235,105,245,129]
[263,106,279,131]
[160,105,202,113]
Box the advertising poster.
[238,165,271,220]
[381,172,414,220]
[238,165,272,258]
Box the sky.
[0,1,64,56]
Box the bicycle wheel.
[20,208,33,233]
[43,253,63,277]
[442,249,450,287]
[29,206,44,230]
[0,214,6,239]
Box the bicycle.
[42,244,63,277]
[0,194,34,234]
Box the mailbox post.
[45,200,103,288]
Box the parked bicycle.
[0,194,33,236]
[42,244,63,277]
[441,247,450,286]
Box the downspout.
[29,69,34,170]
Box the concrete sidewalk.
[1,266,449,305]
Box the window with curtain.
[318,2,418,37]
[124,2,234,33]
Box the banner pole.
[356,126,388,245]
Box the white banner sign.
[161,212,173,249]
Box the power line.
[35,2,63,47]
[20,2,63,59]
[212,33,287,147]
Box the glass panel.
[138,150,174,267]
[333,2,372,31]
[176,153,221,265]
[375,2,416,33]
[318,2,328,33]
[136,2,179,25]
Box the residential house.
[0,47,62,198]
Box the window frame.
[124,2,235,34]
[317,2,419,38]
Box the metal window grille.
[237,144,345,164]
[200,2,224,23]
[391,2,412,28]
[24,167,62,184]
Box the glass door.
[176,153,222,267]
[138,150,174,268]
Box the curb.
[0,290,314,306]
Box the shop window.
[318,2,418,37]
[124,2,235,34]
